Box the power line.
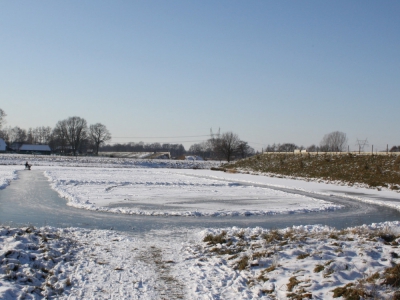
[247,141,266,146]
[112,134,210,139]
[107,139,208,145]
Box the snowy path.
[60,229,190,300]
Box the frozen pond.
[43,167,343,216]
[1,170,400,232]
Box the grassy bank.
[223,153,400,190]
[199,224,400,299]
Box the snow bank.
[181,221,400,299]
[0,154,220,169]
[0,166,18,190]
[0,226,77,299]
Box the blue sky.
[1,1,399,151]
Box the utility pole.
[356,139,369,154]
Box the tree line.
[265,131,400,153]
[265,131,348,153]
[0,110,111,155]
[0,108,256,161]
[101,131,256,161]
[265,131,349,153]
[188,131,255,162]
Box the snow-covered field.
[1,155,400,299]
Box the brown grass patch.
[382,264,400,287]
[314,264,324,273]
[236,255,249,271]
[331,283,369,299]
[297,253,310,260]
[287,276,300,292]
[203,231,227,245]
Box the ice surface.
[41,167,342,216]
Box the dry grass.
[224,153,400,189]
[203,231,227,245]
[314,264,324,273]
[296,253,310,260]
[287,276,300,292]
[286,292,312,299]
[331,282,369,299]
[200,227,400,299]
[382,264,400,287]
[236,255,249,271]
[264,265,276,273]
[262,229,283,243]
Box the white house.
[0,138,6,152]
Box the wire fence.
[262,151,400,156]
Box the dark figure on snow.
[25,161,31,170]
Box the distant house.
[0,138,6,152]
[19,144,52,155]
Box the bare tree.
[54,116,88,155]
[189,141,213,159]
[390,146,400,152]
[10,127,27,144]
[306,144,318,152]
[50,126,68,153]
[213,131,241,162]
[35,126,52,144]
[89,123,111,155]
[320,131,348,152]
[265,143,278,152]
[277,143,298,152]
[0,108,6,129]
[236,141,255,158]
